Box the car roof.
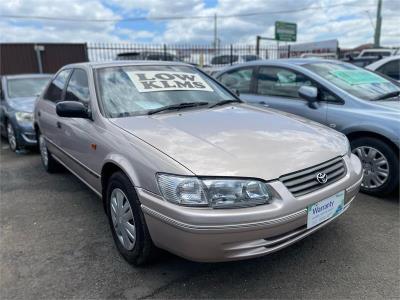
[228,58,341,67]
[3,73,52,79]
[63,61,192,70]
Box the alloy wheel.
[7,123,17,151]
[110,188,136,250]
[352,146,390,189]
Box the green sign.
[330,70,388,85]
[275,21,297,42]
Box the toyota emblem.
[316,172,328,184]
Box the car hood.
[111,105,347,180]
[8,97,36,112]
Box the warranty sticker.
[127,71,214,93]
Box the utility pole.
[214,13,218,51]
[374,0,382,48]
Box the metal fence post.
[230,44,233,65]
[288,44,291,58]
[34,44,44,73]
[256,35,260,56]
[163,44,167,61]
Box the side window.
[44,70,71,102]
[319,88,341,103]
[256,67,315,98]
[65,69,90,105]
[218,67,254,93]
[377,60,400,80]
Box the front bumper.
[15,124,37,147]
[139,154,363,262]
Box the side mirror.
[298,86,318,109]
[56,101,91,118]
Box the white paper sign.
[127,71,214,93]
[307,190,344,229]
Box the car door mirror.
[231,89,240,97]
[56,101,91,119]
[299,86,318,109]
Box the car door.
[57,68,100,188]
[218,66,256,98]
[243,66,329,126]
[37,69,71,154]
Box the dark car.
[116,51,180,62]
[0,74,52,151]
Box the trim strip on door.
[45,137,101,179]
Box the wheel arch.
[346,131,399,155]
[101,159,138,212]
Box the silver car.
[34,61,363,265]
[216,59,399,196]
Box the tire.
[351,137,399,196]
[106,171,157,266]
[38,132,62,173]
[6,121,19,152]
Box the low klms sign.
[275,21,297,42]
[127,71,214,93]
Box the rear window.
[211,55,239,65]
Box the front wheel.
[351,137,399,196]
[106,172,157,266]
[7,122,19,152]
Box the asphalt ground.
[0,139,399,299]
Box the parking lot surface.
[0,141,399,299]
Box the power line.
[0,1,377,23]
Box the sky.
[0,0,399,48]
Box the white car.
[358,48,398,58]
[366,55,400,82]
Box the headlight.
[344,137,352,157]
[157,174,272,208]
[15,112,33,124]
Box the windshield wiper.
[147,101,209,115]
[209,99,243,108]
[374,91,400,101]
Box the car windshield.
[304,62,400,100]
[96,65,235,117]
[7,77,50,98]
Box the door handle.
[56,121,62,129]
[37,111,41,117]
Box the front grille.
[280,157,346,197]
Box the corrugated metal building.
[0,43,88,75]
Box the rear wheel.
[351,137,399,196]
[38,132,61,173]
[106,172,157,266]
